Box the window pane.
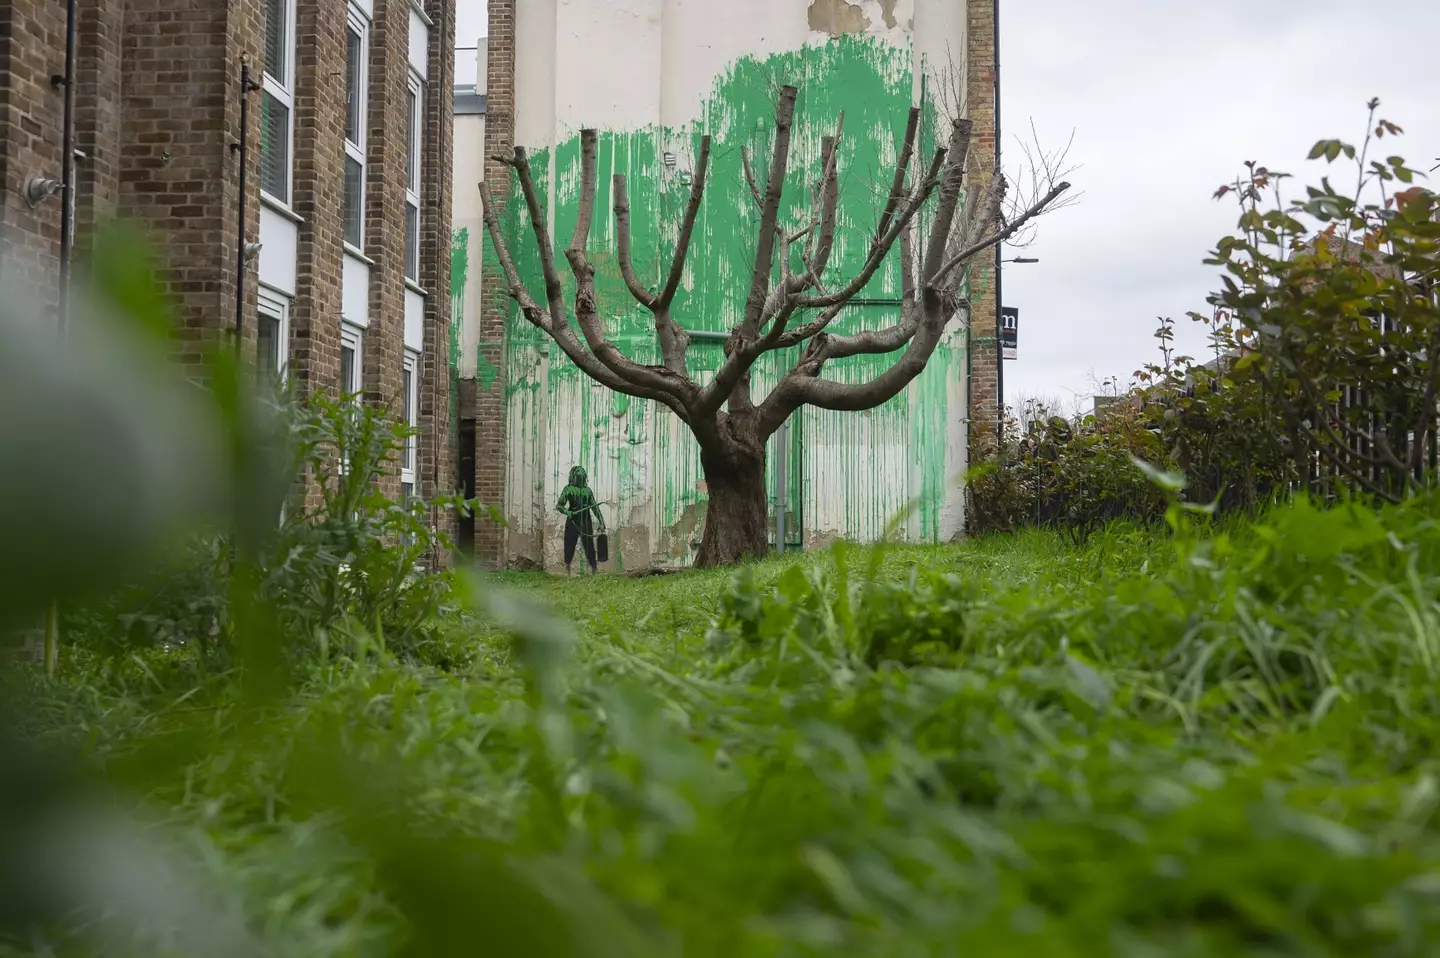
[401,482,414,502]
[257,312,280,384]
[403,367,415,470]
[264,0,286,83]
[340,344,356,397]
[260,92,289,202]
[406,86,419,192]
[344,156,363,248]
[404,203,419,281]
[345,26,363,145]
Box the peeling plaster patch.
[807,0,870,36]
[878,0,899,29]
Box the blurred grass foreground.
[7,231,1440,956]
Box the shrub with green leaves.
[968,401,1168,539]
[1209,100,1439,502]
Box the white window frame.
[260,0,296,206]
[256,287,290,384]
[340,321,364,399]
[337,322,364,476]
[343,5,370,253]
[401,349,420,495]
[403,70,423,283]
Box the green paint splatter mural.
[449,227,468,445]
[495,35,970,568]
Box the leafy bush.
[62,393,468,672]
[976,105,1436,541]
[1207,101,1437,503]
[968,401,1168,539]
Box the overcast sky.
[453,0,1440,413]
[1002,0,1440,412]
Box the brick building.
[0,0,457,521]
[453,0,1001,570]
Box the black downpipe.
[56,0,77,335]
[233,62,260,343]
[993,0,1004,447]
[44,0,79,678]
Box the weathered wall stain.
[495,34,970,571]
[807,0,870,35]
[878,0,899,29]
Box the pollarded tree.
[481,85,1071,567]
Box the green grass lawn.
[20,495,1440,956]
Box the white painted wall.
[404,288,425,352]
[408,6,429,77]
[451,36,487,381]
[342,253,370,328]
[257,205,298,296]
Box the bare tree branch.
[478,178,692,420]
[805,122,844,283]
[659,136,713,311]
[562,130,695,402]
[612,135,712,377]
[612,177,659,310]
[693,120,956,421]
[934,180,1072,287]
[478,181,547,329]
[874,107,921,242]
[795,140,952,310]
[754,116,977,436]
[500,146,568,329]
[742,85,799,337]
[771,211,920,354]
[740,146,764,210]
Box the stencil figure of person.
[556,465,605,575]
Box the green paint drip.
[450,227,470,300]
[448,227,469,450]
[498,35,965,550]
[477,353,499,390]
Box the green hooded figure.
[556,465,605,574]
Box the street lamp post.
[996,255,1039,445]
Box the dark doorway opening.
[458,418,476,556]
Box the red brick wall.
[473,0,514,568]
[286,0,348,407]
[73,0,126,258]
[420,0,456,534]
[116,0,264,375]
[967,0,1000,446]
[362,0,411,501]
[0,0,456,545]
[0,0,69,310]
[0,0,262,365]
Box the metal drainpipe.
[44,0,79,677]
[233,61,260,343]
[56,0,77,335]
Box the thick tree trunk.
[694,447,770,568]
